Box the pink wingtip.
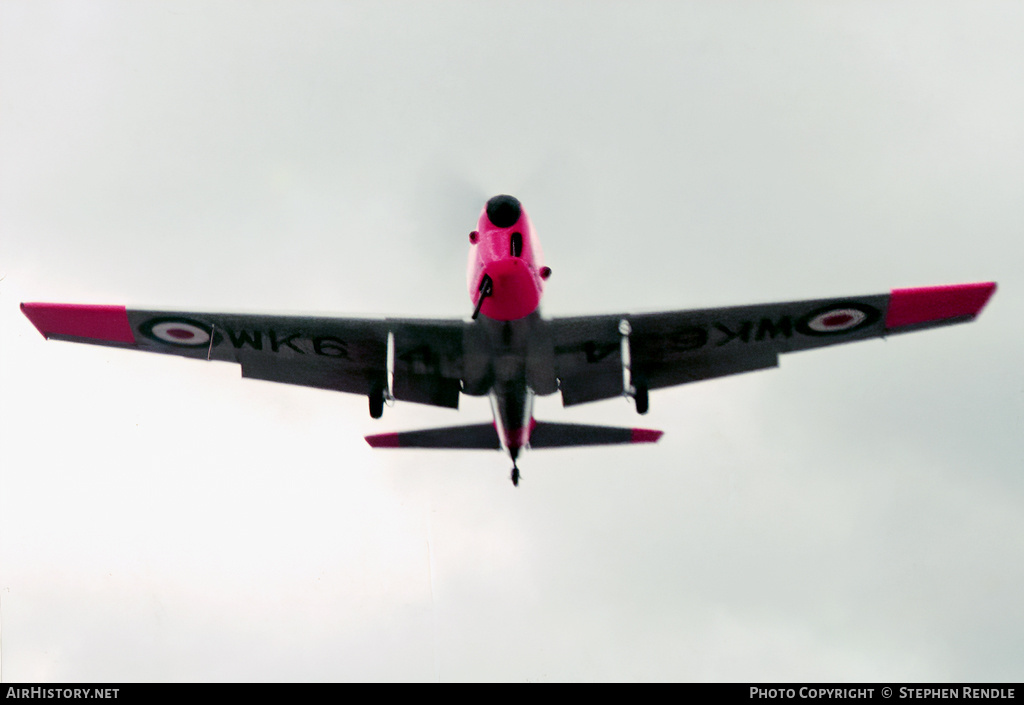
[885,282,997,329]
[631,428,664,444]
[365,433,401,448]
[21,302,136,344]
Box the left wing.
[551,282,997,406]
[20,303,465,409]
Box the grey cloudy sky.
[1,1,1022,682]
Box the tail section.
[365,421,661,450]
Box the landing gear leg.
[472,274,494,320]
[510,464,520,487]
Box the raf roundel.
[807,308,866,333]
[141,317,216,347]
[796,303,880,337]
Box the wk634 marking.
[570,303,883,362]
[140,317,351,358]
[666,303,882,352]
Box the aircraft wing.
[20,304,465,409]
[551,282,997,406]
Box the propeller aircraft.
[22,195,997,486]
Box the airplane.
[22,195,996,486]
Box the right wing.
[21,303,466,409]
[550,282,997,406]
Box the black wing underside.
[22,282,995,410]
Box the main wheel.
[369,387,385,419]
[635,383,649,415]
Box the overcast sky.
[1,1,1022,682]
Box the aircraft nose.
[485,195,521,228]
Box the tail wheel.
[369,386,385,419]
[635,383,649,415]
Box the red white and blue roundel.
[140,317,218,347]
[797,303,880,336]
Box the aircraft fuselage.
[465,195,556,478]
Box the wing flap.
[393,374,461,408]
[553,315,624,406]
[559,367,622,406]
[239,353,381,396]
[644,347,778,390]
[390,320,465,408]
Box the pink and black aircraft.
[22,195,996,485]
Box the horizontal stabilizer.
[366,423,500,449]
[365,421,663,451]
[529,422,662,448]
